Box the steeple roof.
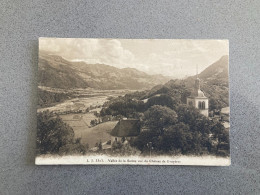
[189,75,207,98]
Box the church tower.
[187,66,209,117]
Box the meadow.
[61,113,118,147]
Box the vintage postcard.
[36,38,230,166]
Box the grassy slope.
[60,113,118,147]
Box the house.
[220,107,230,122]
[221,107,230,115]
[110,119,141,144]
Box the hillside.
[125,55,229,110]
[168,56,229,109]
[185,55,229,88]
[38,51,171,90]
[199,55,228,80]
[186,55,229,109]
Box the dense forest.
[100,79,229,156]
[38,88,74,108]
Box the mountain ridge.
[140,55,229,109]
[38,52,171,90]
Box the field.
[60,113,118,147]
[37,88,130,148]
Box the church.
[187,74,209,117]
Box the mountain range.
[185,55,229,87]
[38,51,229,109]
[38,51,171,90]
[145,55,229,109]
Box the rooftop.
[221,107,230,115]
[110,119,141,137]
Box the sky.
[39,38,229,78]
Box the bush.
[111,141,140,156]
[58,143,86,155]
[168,148,182,156]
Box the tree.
[192,116,213,134]
[37,111,86,155]
[209,98,221,111]
[98,141,102,151]
[90,120,96,126]
[176,104,203,128]
[211,122,229,155]
[146,94,177,110]
[112,140,123,151]
[132,105,178,152]
[100,107,112,116]
[100,97,145,118]
[133,130,160,152]
[161,122,193,153]
[143,105,178,135]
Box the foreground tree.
[143,105,178,135]
[211,122,230,155]
[134,105,229,156]
[132,130,160,152]
[133,105,178,152]
[176,104,203,127]
[161,122,193,153]
[37,111,86,155]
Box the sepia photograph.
[36,38,230,165]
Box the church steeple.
[186,64,209,117]
[194,65,200,90]
[196,64,198,78]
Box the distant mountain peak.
[198,55,229,80]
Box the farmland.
[61,113,118,147]
[37,87,132,113]
[37,87,130,148]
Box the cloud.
[141,40,228,77]
[39,38,228,78]
[39,38,135,68]
[98,40,135,68]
